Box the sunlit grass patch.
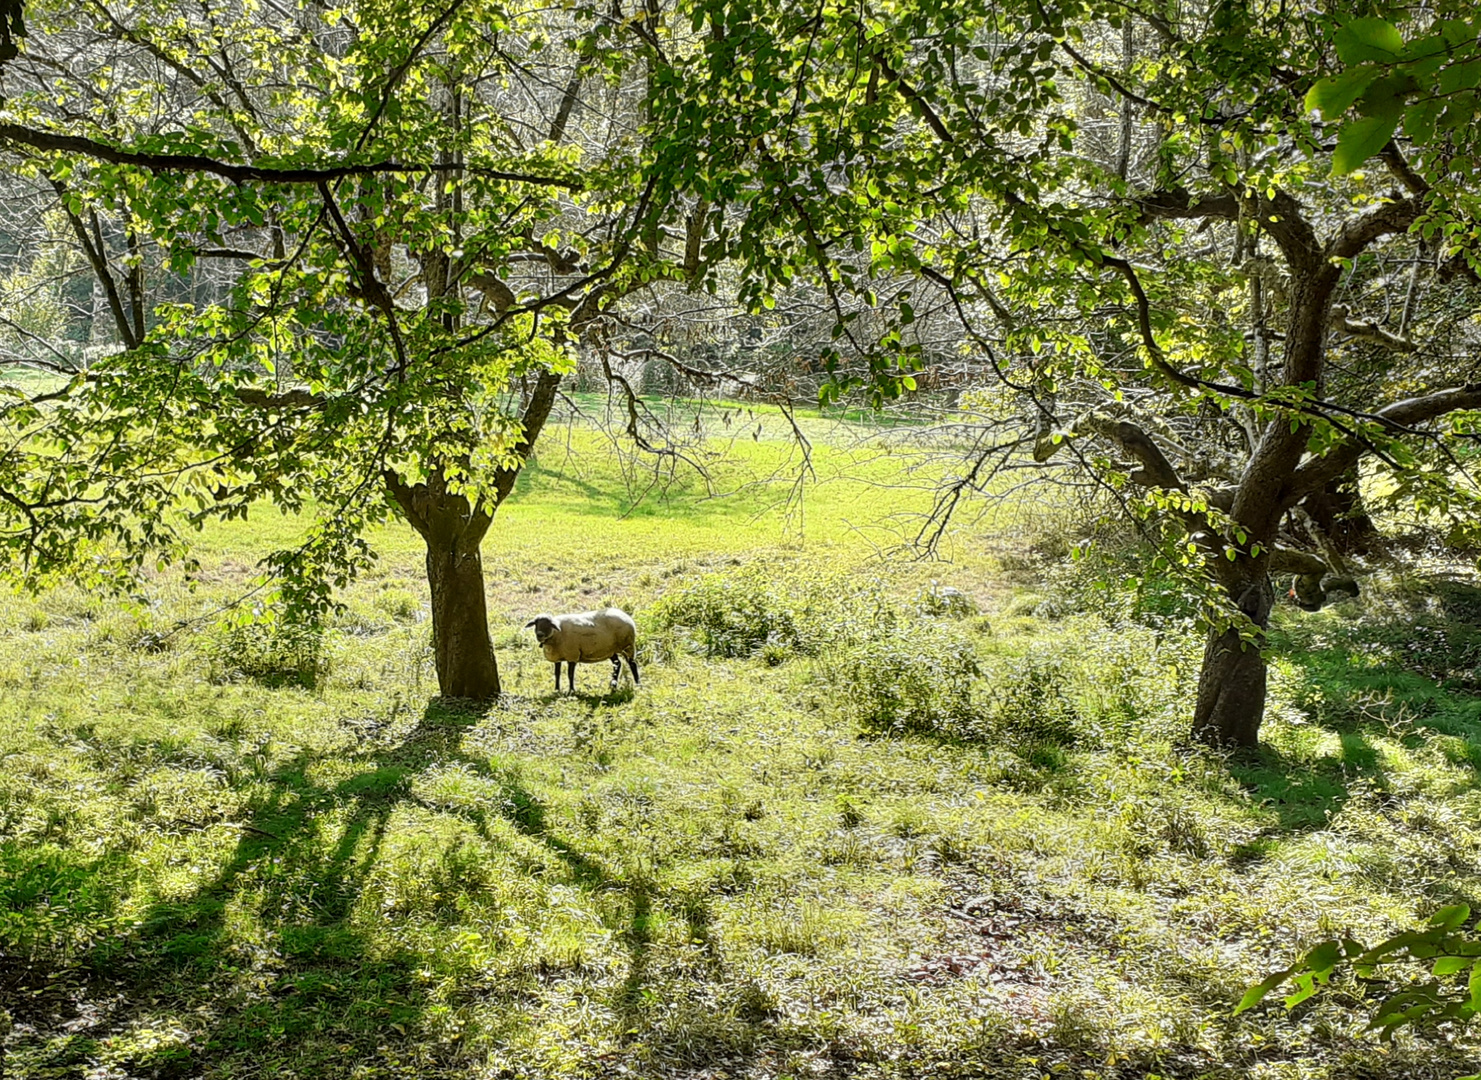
[4,425,1481,1078]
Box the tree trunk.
[385,470,500,703]
[1192,563,1274,749]
[425,527,500,701]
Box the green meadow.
[4,407,1481,1079]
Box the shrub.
[375,587,422,623]
[985,654,1082,746]
[916,581,978,618]
[648,565,803,658]
[828,623,980,736]
[648,562,899,661]
[208,620,325,688]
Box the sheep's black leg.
[626,655,640,686]
[610,656,621,689]
[567,660,577,693]
[553,663,562,693]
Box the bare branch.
[1329,304,1417,353]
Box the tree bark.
[381,370,567,703]
[385,470,500,702]
[424,524,500,701]
[1192,560,1274,749]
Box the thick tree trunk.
[1192,562,1274,749]
[381,372,566,704]
[1202,231,1340,749]
[385,470,500,703]
[425,528,500,701]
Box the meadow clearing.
[3,403,1481,1080]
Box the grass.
[4,412,1481,1079]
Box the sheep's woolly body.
[525,608,640,692]
[531,608,636,663]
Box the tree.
[0,0,709,701]
[647,0,1481,747]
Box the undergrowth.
[3,478,1481,1078]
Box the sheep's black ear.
[523,619,537,628]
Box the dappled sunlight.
[5,452,1481,1078]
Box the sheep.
[524,607,640,693]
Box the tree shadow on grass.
[5,698,595,1078]
[1246,591,1481,847]
[1226,728,1389,844]
[4,696,804,1079]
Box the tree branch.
[0,124,581,189]
[876,57,955,144]
[1378,140,1427,197]
[1034,406,1188,492]
[1292,382,1481,495]
[1135,188,1240,223]
[1327,196,1423,261]
[1328,304,1417,353]
[51,184,138,351]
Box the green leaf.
[1434,955,1474,977]
[1304,940,1343,973]
[1430,904,1472,930]
[1405,99,1444,145]
[1438,58,1481,95]
[1234,968,1293,1015]
[1333,18,1405,65]
[1356,74,1420,118]
[1332,110,1402,175]
[1305,66,1380,119]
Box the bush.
[209,620,325,688]
[650,566,804,657]
[375,587,423,623]
[984,654,1082,746]
[648,563,899,661]
[829,623,980,736]
[916,581,978,618]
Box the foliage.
[638,0,1481,745]
[208,618,326,689]
[1238,903,1481,1054]
[985,654,1083,746]
[915,580,979,618]
[0,0,659,623]
[5,423,1481,1076]
[829,622,981,736]
[647,562,899,659]
[1307,14,1481,181]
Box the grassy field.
[4,408,1481,1079]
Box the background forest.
[4,0,1481,1077]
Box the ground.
[3,402,1481,1079]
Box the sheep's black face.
[526,616,556,644]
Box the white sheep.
[524,607,640,693]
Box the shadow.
[1249,580,1481,845]
[615,878,655,1017]
[2,694,802,1080]
[4,700,568,1078]
[1226,733,1387,835]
